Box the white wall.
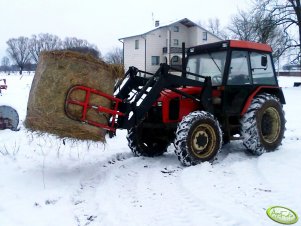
[123,36,145,71]
[144,28,167,72]
[123,22,222,74]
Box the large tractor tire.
[174,111,222,166]
[127,126,170,157]
[241,93,286,155]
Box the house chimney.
[155,20,160,27]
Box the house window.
[202,32,207,41]
[135,40,139,49]
[151,56,160,65]
[172,56,179,63]
[173,39,179,46]
[173,26,179,32]
[171,56,181,66]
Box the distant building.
[282,63,301,71]
[278,71,301,77]
[119,18,222,73]
[278,63,301,77]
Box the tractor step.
[230,135,243,140]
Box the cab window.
[186,51,227,86]
[250,52,276,85]
[227,51,251,85]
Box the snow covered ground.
[0,72,300,226]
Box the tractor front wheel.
[127,126,170,157]
[174,111,222,166]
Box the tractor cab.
[186,40,277,87]
[183,40,285,141]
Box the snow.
[0,72,301,226]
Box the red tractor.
[0,79,7,94]
[65,40,286,166]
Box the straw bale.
[25,50,121,141]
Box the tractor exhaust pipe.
[182,42,186,78]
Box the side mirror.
[261,55,268,67]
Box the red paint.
[230,40,272,53]
[241,86,278,116]
[0,79,7,94]
[65,85,124,132]
[158,87,221,123]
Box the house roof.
[119,18,222,41]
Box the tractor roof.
[229,40,272,52]
[188,40,272,55]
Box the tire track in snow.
[136,157,241,226]
[256,149,301,212]
[178,139,260,226]
[179,143,301,226]
[71,152,134,226]
[70,143,301,226]
[71,151,242,226]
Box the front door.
[223,50,254,115]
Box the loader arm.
[115,63,212,129]
[65,63,213,133]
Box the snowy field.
[0,72,301,226]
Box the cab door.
[222,50,254,115]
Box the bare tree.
[208,18,221,35]
[228,10,257,41]
[63,37,90,49]
[260,0,301,63]
[62,37,101,58]
[105,47,123,64]
[62,37,98,51]
[29,33,62,63]
[228,2,290,61]
[1,57,10,73]
[39,33,62,50]
[6,37,31,74]
[207,18,229,39]
[253,4,291,60]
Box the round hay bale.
[25,50,118,142]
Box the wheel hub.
[261,107,281,143]
[190,123,217,158]
[193,131,209,153]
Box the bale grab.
[25,50,123,141]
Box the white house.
[119,18,222,73]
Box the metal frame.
[114,64,212,130]
[65,85,125,132]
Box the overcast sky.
[0,0,250,60]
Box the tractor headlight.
[157,101,162,107]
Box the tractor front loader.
[65,40,286,166]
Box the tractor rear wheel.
[127,126,170,157]
[241,93,286,155]
[174,111,222,166]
